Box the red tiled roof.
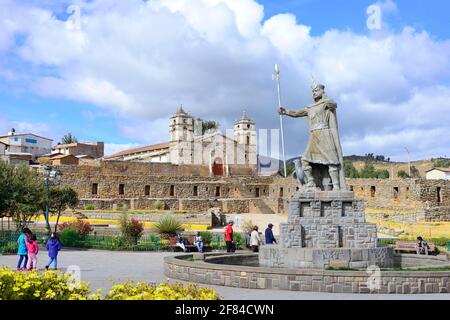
[105,142,169,159]
[427,167,450,173]
[51,154,78,160]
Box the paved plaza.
[1,249,449,300]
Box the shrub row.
[0,267,219,300]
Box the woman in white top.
[250,226,261,253]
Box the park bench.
[394,240,436,255]
[169,236,210,252]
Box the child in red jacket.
[26,234,39,271]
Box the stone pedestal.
[259,190,394,269]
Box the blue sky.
[0,0,449,160]
[260,0,450,39]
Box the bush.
[377,238,396,246]
[153,201,162,210]
[431,237,450,247]
[59,219,94,238]
[84,204,95,210]
[105,282,219,300]
[153,216,183,238]
[0,267,97,300]
[120,213,144,244]
[233,232,245,250]
[199,231,213,245]
[60,228,80,247]
[0,242,18,254]
[0,267,219,300]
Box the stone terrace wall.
[53,163,450,220]
[346,179,422,210]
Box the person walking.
[250,226,261,253]
[224,221,235,253]
[26,234,39,271]
[17,228,31,271]
[194,232,204,253]
[45,233,62,270]
[265,223,277,245]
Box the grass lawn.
[368,219,450,239]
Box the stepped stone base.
[259,190,394,269]
[259,246,394,269]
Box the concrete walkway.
[1,250,449,300]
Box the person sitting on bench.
[175,233,187,252]
[416,236,429,255]
[194,232,204,253]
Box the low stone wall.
[425,207,450,222]
[77,197,281,215]
[394,254,450,268]
[164,253,450,294]
[259,246,394,269]
[365,210,426,223]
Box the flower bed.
[0,267,220,300]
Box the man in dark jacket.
[265,224,277,244]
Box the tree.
[47,187,79,233]
[376,169,390,179]
[433,159,450,168]
[397,170,409,179]
[0,162,45,230]
[410,166,421,178]
[359,161,377,178]
[345,160,389,179]
[196,118,219,135]
[61,133,78,144]
[344,160,359,178]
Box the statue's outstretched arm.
[279,107,308,118]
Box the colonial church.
[105,106,258,176]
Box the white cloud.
[1,0,450,160]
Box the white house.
[0,129,53,158]
[426,168,450,180]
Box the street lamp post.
[43,166,62,235]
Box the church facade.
[105,106,257,176]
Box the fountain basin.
[164,252,450,294]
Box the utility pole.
[405,147,411,178]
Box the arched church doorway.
[212,157,223,176]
